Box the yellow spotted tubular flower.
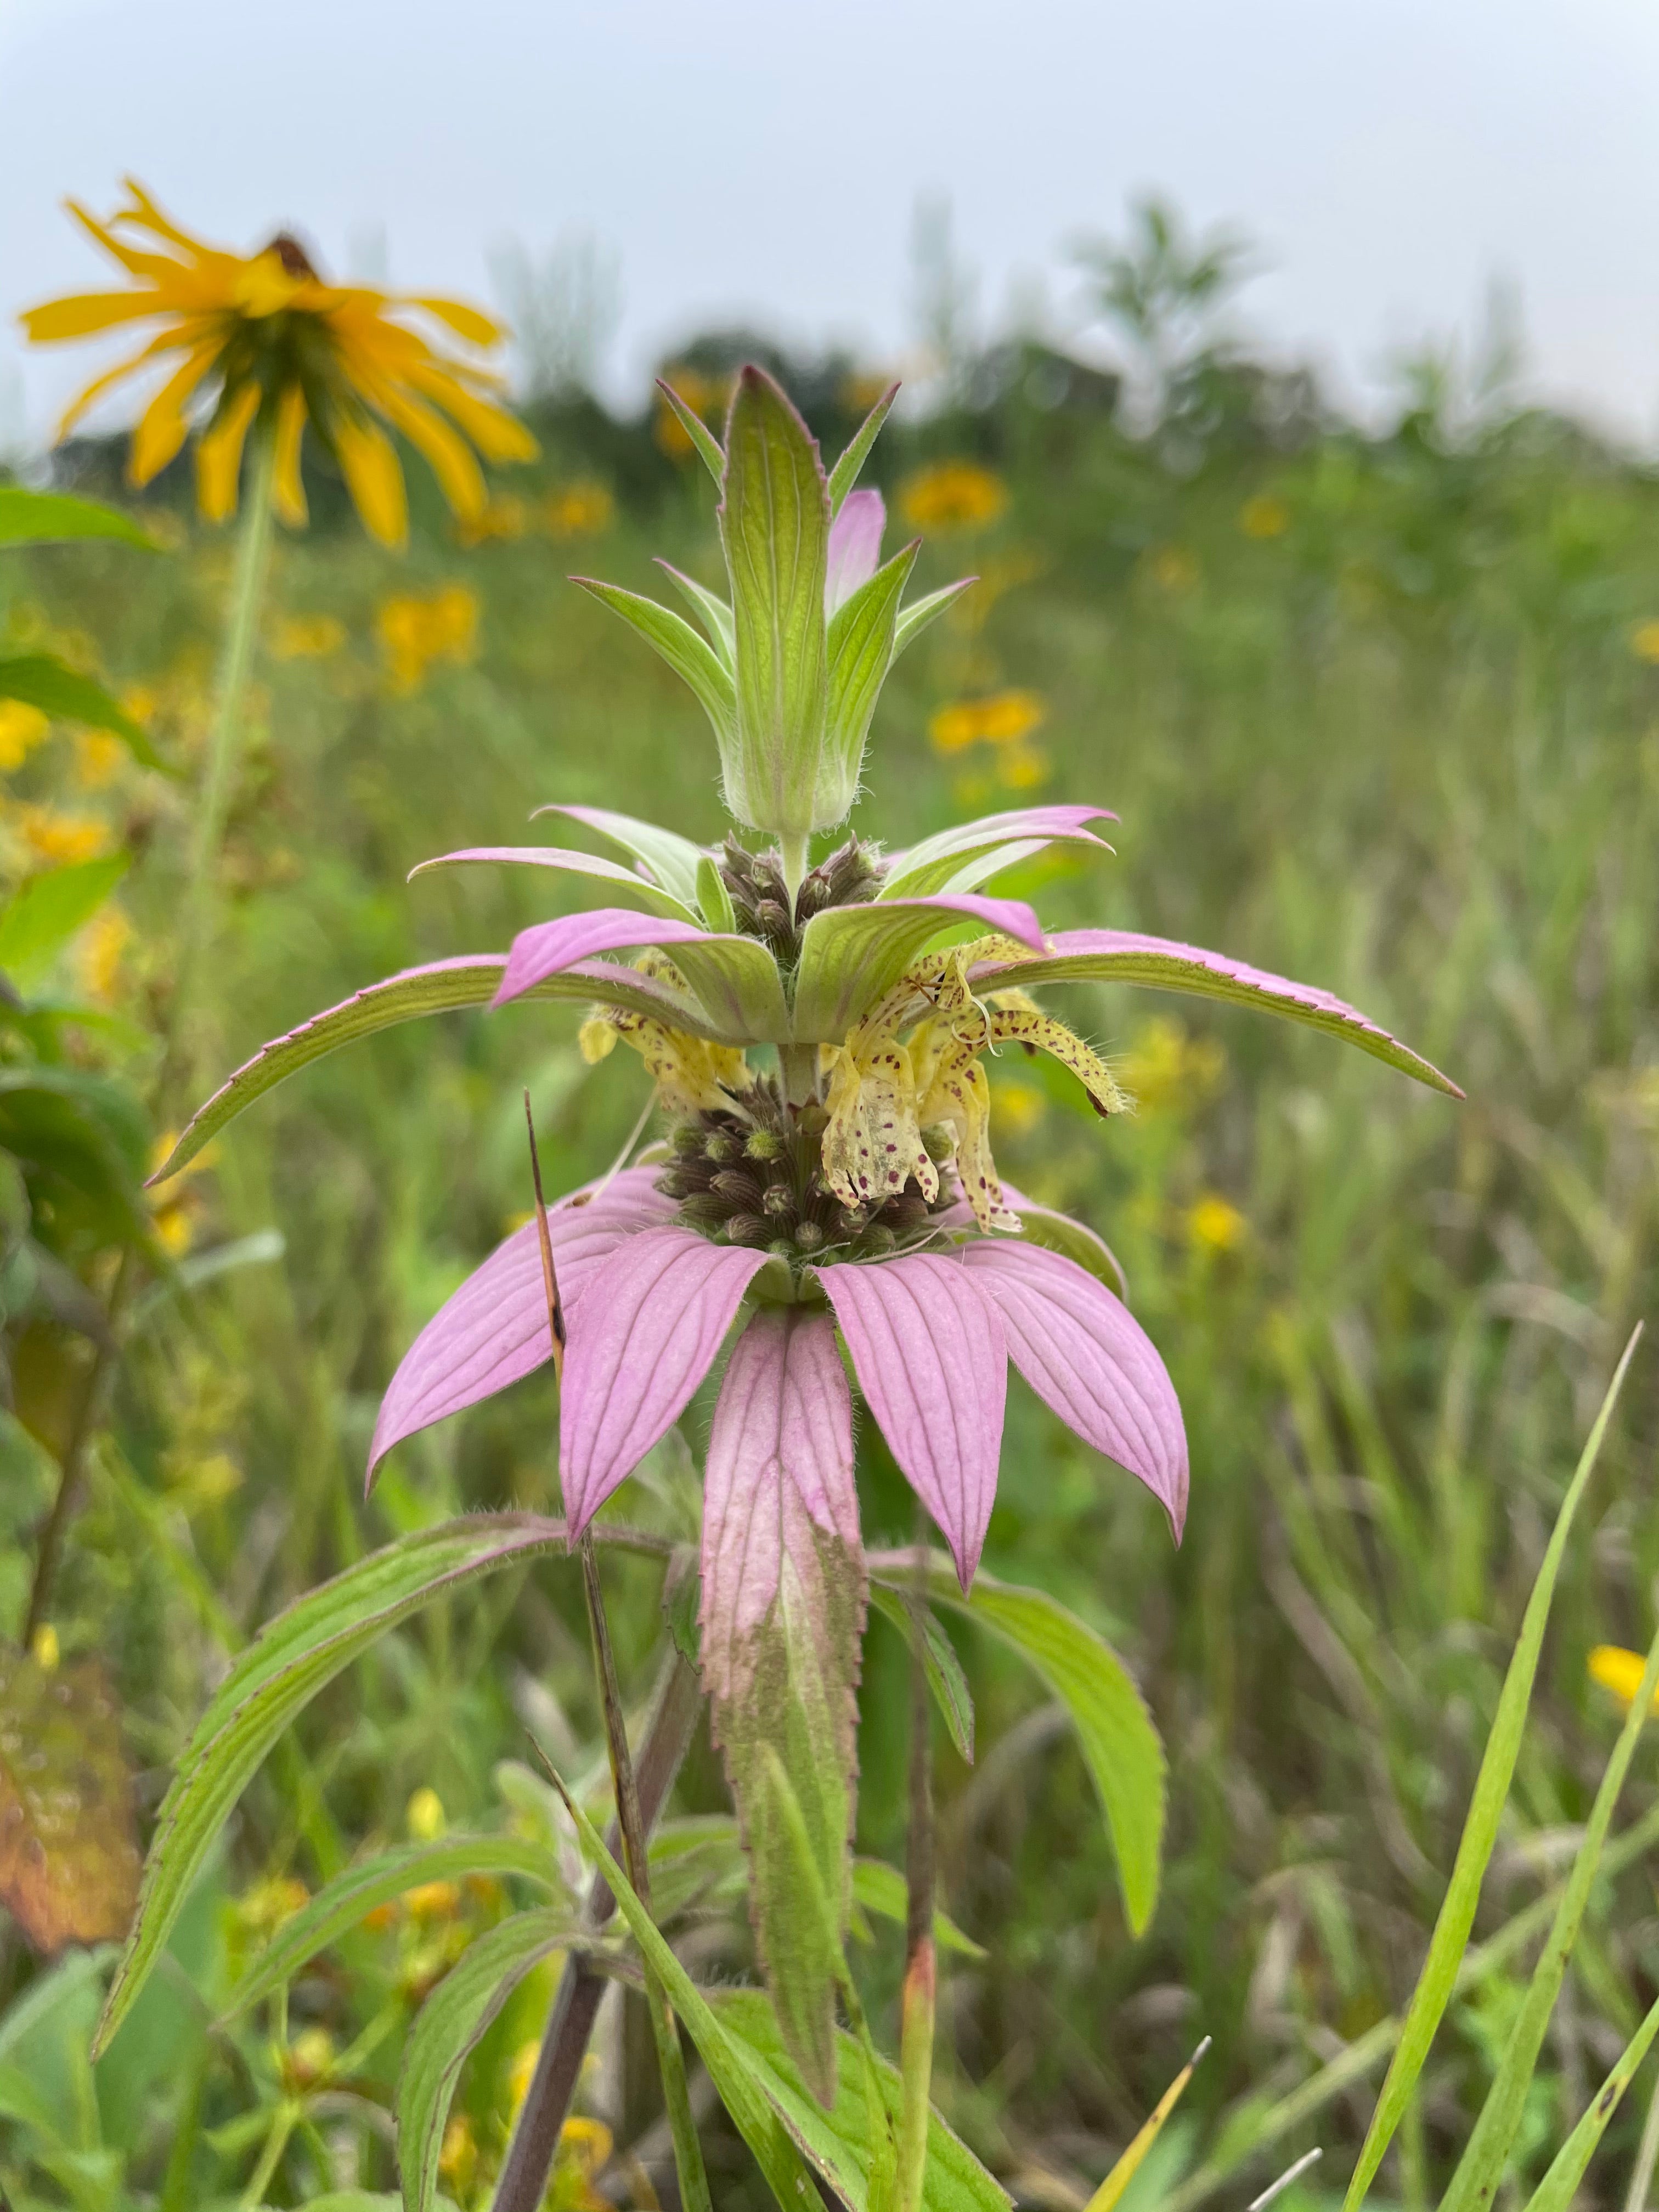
[21,179,536,546]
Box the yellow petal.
[1589,1645,1659,1713]
[65,198,188,284]
[334,410,408,548]
[407,362,538,462]
[129,339,221,484]
[21,289,168,344]
[406,295,506,348]
[52,326,199,439]
[196,381,261,523]
[271,382,309,527]
[365,378,485,520]
[115,178,213,259]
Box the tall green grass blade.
[1441,1610,1659,2212]
[396,1906,584,2212]
[219,1833,566,2019]
[95,1516,661,2055]
[1341,1323,1643,2211]
[552,1770,820,2207]
[1519,1990,1659,2212]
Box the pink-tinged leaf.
[792,891,1049,1042]
[817,1252,1007,1585]
[560,1226,767,1536]
[524,804,707,911]
[493,906,789,1041]
[958,1238,1187,1537]
[366,1170,672,1485]
[825,488,885,614]
[973,929,1463,1097]
[701,1309,864,2099]
[939,1183,1128,1300]
[881,804,1119,901]
[408,844,699,923]
[150,955,719,1186]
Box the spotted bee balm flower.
[152,365,1458,2094]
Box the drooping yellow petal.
[986,1004,1131,1116]
[361,375,486,521]
[407,295,506,348]
[334,409,408,548]
[917,1041,1014,1232]
[65,198,190,285]
[407,362,539,462]
[129,339,222,484]
[271,382,309,527]
[196,381,261,523]
[21,289,172,343]
[114,178,213,258]
[53,325,207,439]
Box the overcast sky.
[3,0,1658,448]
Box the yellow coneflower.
[377,584,478,693]
[899,459,1008,533]
[1589,1645,1659,1713]
[22,179,536,548]
[542,481,614,538]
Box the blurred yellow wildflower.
[236,1874,309,1933]
[73,731,125,790]
[271,612,346,660]
[438,2114,477,2193]
[1146,544,1199,592]
[840,369,898,414]
[76,905,132,1006]
[407,1785,447,1840]
[13,806,112,865]
[899,460,1008,533]
[990,1077,1047,1136]
[550,2117,616,2212]
[1589,1645,1659,1713]
[543,481,615,538]
[508,2038,540,2113]
[1630,622,1659,664]
[149,1126,218,1255]
[997,743,1051,791]
[1239,493,1290,539]
[1187,1193,1248,1254]
[405,1878,463,1924]
[1118,1016,1226,1111]
[457,492,530,545]
[280,2025,336,2091]
[22,178,536,546]
[928,690,1047,755]
[654,368,732,459]
[379,585,478,693]
[0,701,50,771]
[30,1623,59,1672]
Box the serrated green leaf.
[573,577,736,749]
[867,1586,975,1762]
[1440,1607,1659,2212]
[0,487,157,551]
[1518,1990,1659,2212]
[397,1906,585,2212]
[657,379,725,483]
[221,1833,566,2020]
[94,1515,666,2055]
[0,655,163,769]
[891,579,975,662]
[659,560,737,667]
[718,365,832,834]
[850,1859,984,1960]
[873,1559,1164,1936]
[715,1987,1013,2210]
[826,540,919,800]
[1341,1326,1642,2211]
[555,1776,820,2207]
[0,1650,139,1954]
[827,385,900,513]
[0,855,130,995]
[150,952,720,1184]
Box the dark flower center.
[266,233,319,280]
[656,1075,957,1267]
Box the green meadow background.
[4,301,1659,2207]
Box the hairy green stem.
[778,829,810,909]
[169,424,279,1103]
[577,1536,712,2212]
[897,1544,938,2210]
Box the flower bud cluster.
[719,834,882,966]
[656,1078,957,1267]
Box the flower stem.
[22,1246,134,1650]
[169,424,279,1104]
[897,1543,938,2212]
[577,1534,712,2212]
[779,829,810,909]
[494,1650,701,2212]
